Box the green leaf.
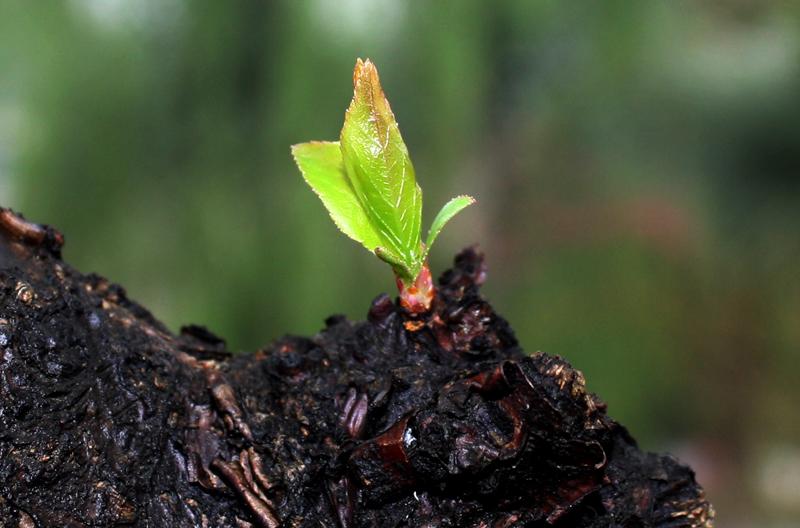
[291,141,383,251]
[291,59,478,291]
[339,58,423,278]
[374,246,413,280]
[425,195,476,258]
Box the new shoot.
[291,59,475,314]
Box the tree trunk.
[0,208,713,527]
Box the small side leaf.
[374,246,413,281]
[291,141,383,251]
[425,195,476,257]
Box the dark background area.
[1,1,799,525]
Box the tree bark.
[0,208,713,527]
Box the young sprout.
[291,59,475,314]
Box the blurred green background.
[1,1,799,525]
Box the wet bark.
[0,208,714,527]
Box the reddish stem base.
[396,264,435,314]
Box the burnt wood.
[0,208,714,527]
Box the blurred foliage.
[1,1,799,524]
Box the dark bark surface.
[0,208,714,527]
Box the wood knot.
[0,208,64,255]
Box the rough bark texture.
[0,208,714,527]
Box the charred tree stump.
[0,208,714,527]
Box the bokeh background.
[1,1,799,525]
